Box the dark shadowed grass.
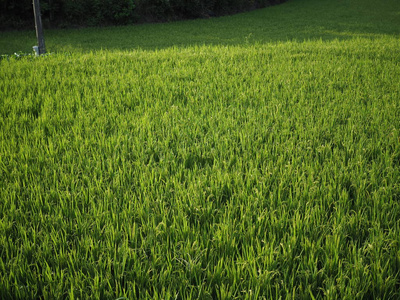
[1,0,399,55]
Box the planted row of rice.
[1,37,400,299]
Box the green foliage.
[0,0,137,29]
[0,0,33,29]
[135,0,283,21]
[1,39,400,300]
[1,0,400,299]
[0,0,282,29]
[61,0,136,26]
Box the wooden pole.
[33,0,46,55]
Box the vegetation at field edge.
[1,0,399,55]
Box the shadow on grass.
[0,0,399,55]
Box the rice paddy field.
[1,0,400,299]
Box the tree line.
[1,0,286,30]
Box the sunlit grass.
[1,0,400,299]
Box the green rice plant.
[1,0,400,299]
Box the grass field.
[1,0,400,299]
